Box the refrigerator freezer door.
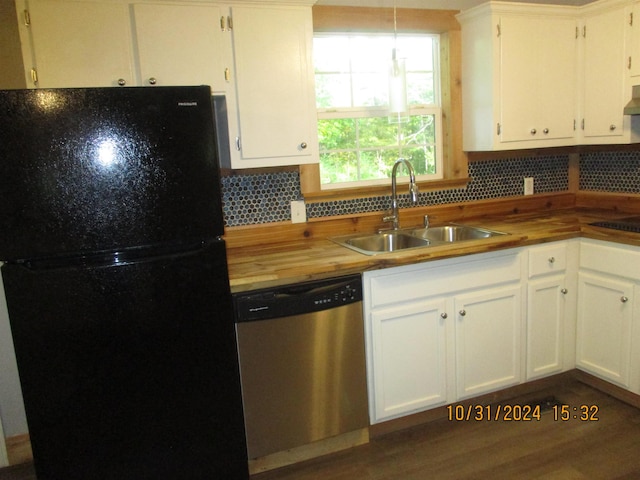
[2,241,248,479]
[0,86,224,261]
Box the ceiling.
[314,0,596,10]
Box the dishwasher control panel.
[233,274,362,322]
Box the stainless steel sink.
[331,231,431,255]
[331,224,507,255]
[408,225,506,243]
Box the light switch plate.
[291,200,307,223]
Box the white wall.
[0,273,28,437]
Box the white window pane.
[316,73,353,108]
[352,73,388,106]
[314,37,351,72]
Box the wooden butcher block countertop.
[225,204,640,293]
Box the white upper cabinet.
[131,4,227,91]
[15,0,319,169]
[580,1,632,143]
[458,0,640,151]
[17,1,227,90]
[499,14,577,145]
[223,4,319,168]
[17,0,135,88]
[630,1,640,78]
[458,3,578,151]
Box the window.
[314,33,443,190]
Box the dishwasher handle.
[233,274,362,322]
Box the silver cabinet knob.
[530,128,537,135]
[548,257,555,264]
[561,288,568,295]
[440,312,448,319]
[148,77,157,85]
[543,128,549,134]
[621,296,629,303]
[459,310,466,316]
[300,142,308,150]
[610,124,617,131]
[117,78,126,86]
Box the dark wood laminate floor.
[2,380,640,480]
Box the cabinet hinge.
[496,23,501,37]
[30,68,38,85]
[220,15,232,31]
[23,9,30,26]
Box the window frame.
[301,5,469,200]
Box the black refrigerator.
[0,86,249,479]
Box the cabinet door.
[24,0,134,88]
[499,15,539,143]
[455,285,523,400]
[132,4,226,91]
[500,15,576,144]
[576,271,633,388]
[537,16,577,141]
[582,6,628,140]
[527,276,568,379]
[229,5,318,166]
[368,299,449,423]
[631,2,640,78]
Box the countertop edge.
[227,209,640,292]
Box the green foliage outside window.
[318,115,437,185]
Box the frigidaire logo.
[177,101,198,107]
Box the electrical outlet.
[524,177,534,196]
[290,200,307,223]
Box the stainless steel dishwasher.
[233,274,369,459]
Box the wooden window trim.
[301,5,470,201]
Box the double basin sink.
[331,224,507,255]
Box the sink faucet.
[382,158,419,230]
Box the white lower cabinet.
[577,271,634,388]
[369,298,449,421]
[576,239,640,393]
[363,250,524,424]
[363,240,587,424]
[454,284,523,400]
[526,241,578,380]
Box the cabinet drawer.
[367,251,522,308]
[528,243,567,278]
[580,239,640,278]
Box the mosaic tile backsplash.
[220,150,638,227]
[580,150,640,193]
